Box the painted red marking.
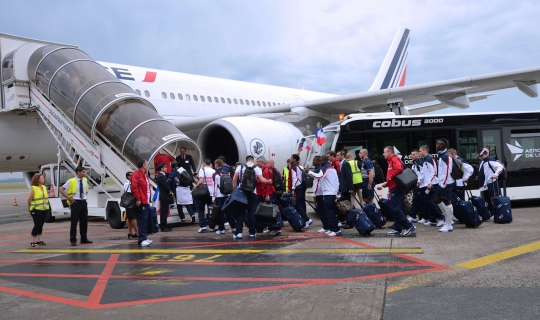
[71,132,87,148]
[30,90,50,111]
[142,71,157,83]
[87,254,119,305]
[398,65,407,87]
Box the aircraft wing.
[294,67,540,114]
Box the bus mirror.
[340,124,350,132]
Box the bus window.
[458,130,479,166]
[482,129,502,161]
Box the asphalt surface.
[1,189,539,319]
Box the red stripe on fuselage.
[142,71,157,82]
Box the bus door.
[457,129,480,189]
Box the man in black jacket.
[156,163,174,232]
[176,147,197,177]
[337,150,354,202]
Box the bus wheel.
[44,208,55,223]
[107,203,125,229]
[404,190,413,215]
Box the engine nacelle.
[197,117,308,169]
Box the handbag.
[192,168,210,200]
[206,204,221,221]
[255,202,279,222]
[120,183,136,209]
[336,200,354,215]
[395,167,418,192]
[222,188,248,214]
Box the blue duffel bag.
[281,206,305,232]
[345,208,375,236]
[222,188,248,215]
[363,203,386,229]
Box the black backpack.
[218,172,233,195]
[301,168,313,189]
[176,169,192,187]
[450,157,465,180]
[272,167,285,193]
[488,161,508,180]
[240,164,257,193]
[372,160,385,184]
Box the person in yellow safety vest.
[347,152,364,206]
[27,173,50,248]
[59,167,93,246]
[283,159,290,193]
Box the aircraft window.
[240,99,244,105]
[208,96,212,102]
[194,95,198,101]
[134,89,141,95]
[201,96,205,102]
[263,102,267,107]
[214,97,218,103]
[186,94,191,101]
[221,97,225,103]
[162,92,167,99]
[257,101,261,106]
[144,90,150,97]
[251,100,255,105]
[233,99,238,104]
[170,93,175,99]
[178,93,183,100]
[273,102,276,106]
[245,100,250,106]
[227,98,231,104]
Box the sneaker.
[418,218,427,224]
[338,222,343,227]
[327,231,342,237]
[268,230,282,236]
[436,219,445,227]
[191,215,196,223]
[229,228,236,233]
[169,204,175,209]
[307,219,313,226]
[249,234,256,239]
[140,240,151,247]
[317,228,328,234]
[198,227,207,233]
[233,233,242,239]
[408,217,418,223]
[263,228,270,234]
[225,222,230,226]
[325,230,332,234]
[489,215,494,221]
[209,229,215,232]
[424,221,432,226]
[146,239,153,244]
[388,229,401,236]
[402,225,416,237]
[439,225,453,232]
[180,219,186,222]
[216,230,226,235]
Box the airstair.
[1,34,201,228]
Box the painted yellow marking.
[17,248,423,254]
[193,254,222,263]
[168,254,196,262]
[455,241,540,269]
[139,267,172,276]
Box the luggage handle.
[352,194,364,209]
[492,178,501,197]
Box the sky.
[2,1,540,115]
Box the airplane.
[1,26,540,180]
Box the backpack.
[372,160,385,184]
[214,172,233,195]
[450,157,465,180]
[301,168,313,189]
[487,161,508,180]
[240,164,257,193]
[271,167,285,193]
[176,168,192,187]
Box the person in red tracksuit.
[381,146,416,237]
[153,151,175,176]
[131,159,153,246]
[326,150,341,176]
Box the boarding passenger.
[448,148,473,201]
[308,155,341,236]
[346,152,363,206]
[123,172,139,239]
[359,149,375,204]
[156,163,174,232]
[288,154,313,227]
[326,150,341,175]
[434,139,455,232]
[232,155,273,239]
[418,145,445,226]
[478,148,504,216]
[130,160,153,246]
[175,167,196,223]
[212,159,228,235]
[59,167,93,246]
[408,149,424,223]
[382,146,416,237]
[260,158,282,236]
[27,173,49,248]
[193,159,216,233]
[167,161,179,209]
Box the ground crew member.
[27,173,49,248]
[283,159,290,193]
[346,152,363,206]
[59,167,93,246]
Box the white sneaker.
[268,230,282,236]
[263,228,270,234]
[198,227,207,233]
[146,239,153,244]
[307,219,313,226]
[325,230,332,234]
[338,222,343,227]
[423,221,432,226]
[408,217,418,223]
[216,230,226,235]
[436,219,445,227]
[140,240,151,246]
[225,222,230,226]
[229,228,236,233]
[317,228,328,234]
[418,218,427,224]
[233,233,242,239]
[439,225,453,232]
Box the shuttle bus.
[305,111,540,202]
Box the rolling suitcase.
[470,193,491,221]
[256,212,284,232]
[375,194,394,221]
[452,191,482,228]
[345,208,375,236]
[491,180,512,224]
[281,206,306,232]
[147,206,159,234]
[363,203,386,229]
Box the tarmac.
[1,189,539,319]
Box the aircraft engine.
[197,117,309,169]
